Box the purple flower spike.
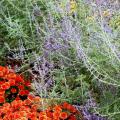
[96,0,104,5]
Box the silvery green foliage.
[29,55,54,96]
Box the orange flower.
[28,94,35,101]
[11,88,17,93]
[13,112,21,119]
[53,111,60,119]
[43,117,52,120]
[2,106,10,114]
[67,104,77,113]
[19,90,29,96]
[24,90,29,95]
[59,112,68,119]
[11,100,23,109]
[27,112,37,119]
[0,71,3,77]
[9,79,16,86]
[53,105,62,112]
[11,100,18,108]
[0,90,5,95]
[62,102,77,113]
[0,96,5,103]
[1,82,10,90]
[17,100,24,106]
[7,73,16,79]
[0,81,4,85]
[15,96,21,100]
[0,66,3,70]
[18,111,27,117]
[46,111,53,118]
[24,99,32,105]
[39,115,51,120]
[31,104,38,111]
[62,102,69,109]
[19,90,25,96]
[3,102,10,107]
[33,96,41,103]
[24,81,31,87]
[18,85,24,90]
[39,112,48,120]
[16,75,24,83]
[39,111,47,116]
[20,106,30,113]
[0,66,8,75]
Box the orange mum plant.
[0,66,31,103]
[0,95,80,120]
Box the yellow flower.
[116,20,120,26]
[109,15,120,29]
[103,10,110,17]
[86,16,95,21]
[70,0,77,14]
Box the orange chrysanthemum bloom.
[62,102,77,113]
[11,100,23,109]
[24,99,32,105]
[33,96,41,103]
[1,82,10,90]
[9,79,16,86]
[39,112,48,120]
[19,111,27,117]
[19,106,31,113]
[0,96,5,103]
[0,66,8,75]
[6,73,16,79]
[0,90,5,95]
[11,88,17,93]
[3,102,10,108]
[53,111,60,119]
[46,111,53,118]
[53,105,62,112]
[13,112,21,119]
[28,94,35,101]
[19,90,29,96]
[27,112,37,119]
[18,85,24,90]
[0,71,4,77]
[31,104,38,111]
[62,102,69,109]
[59,112,68,119]
[15,75,24,83]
